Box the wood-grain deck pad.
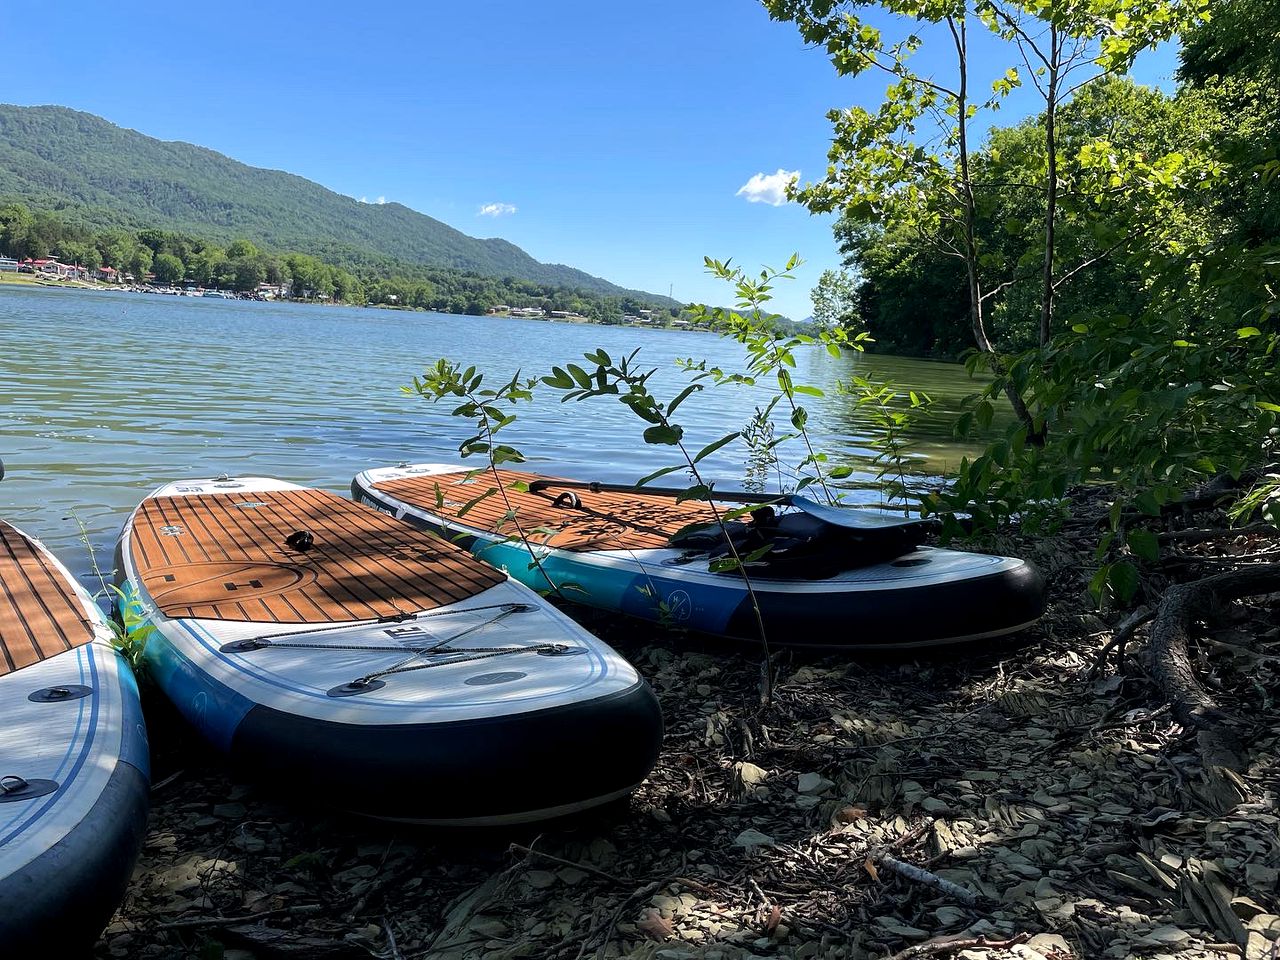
[373,470,722,553]
[0,521,94,678]
[131,489,505,623]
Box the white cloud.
[736,169,799,206]
[478,202,517,217]
[358,195,388,204]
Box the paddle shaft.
[526,477,789,506]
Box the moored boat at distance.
[0,521,149,952]
[353,463,1047,649]
[115,477,662,825]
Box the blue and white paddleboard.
[354,463,1046,648]
[116,477,662,825]
[0,521,149,952]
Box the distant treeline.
[0,202,681,321]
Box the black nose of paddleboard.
[285,530,314,551]
[0,457,5,481]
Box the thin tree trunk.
[950,11,1041,441]
[952,16,992,354]
[1039,25,1059,348]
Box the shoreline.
[0,277,717,331]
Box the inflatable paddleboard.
[115,477,661,825]
[353,463,1046,648]
[0,521,149,952]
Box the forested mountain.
[0,104,670,304]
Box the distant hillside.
[0,104,673,304]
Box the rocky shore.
[94,503,1280,960]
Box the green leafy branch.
[407,361,566,597]
[541,347,777,704]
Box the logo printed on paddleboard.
[665,590,693,622]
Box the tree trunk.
[1039,26,1059,348]
[951,11,1041,441]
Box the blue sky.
[1,0,1179,318]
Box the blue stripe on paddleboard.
[0,643,100,848]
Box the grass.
[0,271,105,289]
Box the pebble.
[526,870,556,889]
[796,772,833,794]
[733,829,775,851]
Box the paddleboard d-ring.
[27,684,94,703]
[327,678,387,698]
[0,775,60,803]
[220,638,268,653]
[537,644,587,657]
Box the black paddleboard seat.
[788,497,940,533]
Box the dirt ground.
[94,518,1280,960]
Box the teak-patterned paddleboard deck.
[130,489,505,624]
[373,469,722,553]
[0,521,94,678]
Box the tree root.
[1147,562,1280,772]
[1089,604,1153,679]
[1158,523,1277,545]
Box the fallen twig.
[154,903,322,930]
[878,854,981,907]
[150,769,185,793]
[509,842,633,886]
[881,933,1031,960]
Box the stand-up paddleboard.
[115,477,662,825]
[0,521,149,952]
[353,463,1046,648]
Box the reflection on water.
[0,286,993,582]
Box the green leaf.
[667,383,702,415]
[1108,561,1141,602]
[455,488,497,519]
[1237,326,1263,338]
[542,367,574,389]
[675,484,712,503]
[1087,565,1110,606]
[566,363,592,388]
[693,432,741,464]
[1127,529,1159,563]
[636,464,685,487]
[643,424,684,445]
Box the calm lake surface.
[0,285,991,584]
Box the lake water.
[0,285,991,584]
